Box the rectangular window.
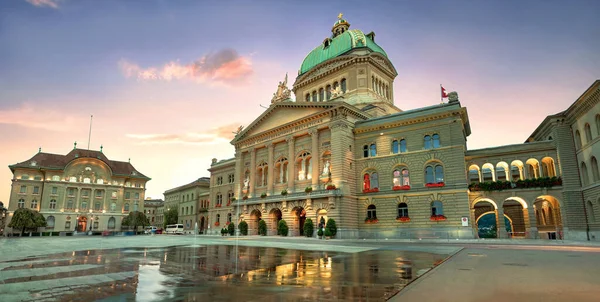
[33,186,39,194]
[68,188,75,196]
[20,186,27,193]
[96,190,103,198]
[134,192,140,199]
[65,221,71,229]
[111,192,117,199]
[34,176,42,181]
[81,201,87,210]
[94,202,101,211]
[93,221,99,229]
[125,192,131,199]
[51,187,58,195]
[82,190,89,197]
[67,200,74,210]
[135,183,141,188]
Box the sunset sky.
[1,0,599,205]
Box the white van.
[144,226,158,234]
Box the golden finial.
[338,13,343,19]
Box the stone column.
[286,136,295,193]
[267,143,274,195]
[470,208,478,238]
[538,162,544,178]
[310,129,319,189]
[525,207,538,239]
[249,149,256,197]
[234,151,243,198]
[496,207,508,238]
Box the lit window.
[31,199,38,209]
[19,186,26,194]
[49,199,56,209]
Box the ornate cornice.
[354,108,467,135]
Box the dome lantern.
[332,13,350,37]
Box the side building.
[143,198,164,227]
[162,177,210,234]
[5,146,150,234]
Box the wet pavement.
[0,244,448,301]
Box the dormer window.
[30,161,37,167]
[366,31,375,42]
[323,38,332,48]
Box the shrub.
[305,187,312,193]
[325,218,337,237]
[258,220,267,236]
[261,193,267,198]
[221,228,227,236]
[228,222,235,236]
[317,228,324,237]
[281,189,288,196]
[303,218,314,237]
[239,221,248,236]
[277,220,289,236]
[324,228,332,237]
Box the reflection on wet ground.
[0,244,447,301]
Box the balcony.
[469,177,562,192]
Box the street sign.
[461,217,469,227]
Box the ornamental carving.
[271,73,292,103]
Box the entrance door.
[298,208,306,236]
[77,217,87,232]
[200,217,205,234]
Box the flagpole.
[87,115,93,150]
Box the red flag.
[441,86,448,98]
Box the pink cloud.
[25,0,59,9]
[119,49,253,85]
[126,123,242,146]
[0,104,84,131]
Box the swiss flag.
[441,86,448,98]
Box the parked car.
[144,226,158,234]
[155,228,163,234]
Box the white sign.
[461,217,469,227]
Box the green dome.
[299,29,388,75]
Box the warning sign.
[461,217,469,227]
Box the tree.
[122,211,149,233]
[228,222,235,236]
[277,219,289,236]
[163,208,178,229]
[8,208,46,236]
[239,221,248,235]
[258,220,267,236]
[303,218,314,238]
[325,218,337,238]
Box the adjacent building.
[162,177,210,234]
[4,146,150,234]
[143,198,164,227]
[203,16,600,241]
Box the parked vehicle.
[165,224,184,234]
[155,228,163,234]
[144,226,158,234]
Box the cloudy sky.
[1,0,599,204]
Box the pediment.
[232,103,336,144]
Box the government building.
[4,145,150,234]
[204,16,600,241]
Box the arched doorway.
[292,207,306,236]
[200,216,205,234]
[473,199,498,238]
[534,195,563,239]
[77,216,87,232]
[317,209,328,231]
[249,209,262,235]
[269,208,282,236]
[503,198,527,237]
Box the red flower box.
[396,216,411,222]
[226,202,231,206]
[226,221,230,225]
[326,184,336,190]
[430,215,447,222]
[393,185,411,191]
[364,218,379,224]
[214,222,220,227]
[425,182,445,188]
[242,196,248,200]
[215,204,222,208]
[362,188,380,193]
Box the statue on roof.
[330,85,344,99]
[271,73,291,103]
[447,91,459,103]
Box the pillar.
[538,162,544,178]
[235,151,244,199]
[524,207,538,239]
[267,143,274,195]
[287,136,295,192]
[310,129,319,189]
[496,207,508,238]
[470,208,478,238]
[249,149,256,197]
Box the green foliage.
[221,228,228,235]
[469,177,562,192]
[260,193,267,198]
[8,208,46,235]
[317,228,324,237]
[163,208,178,228]
[325,218,337,237]
[303,218,314,237]
[258,220,267,236]
[324,228,332,237]
[305,187,312,193]
[122,211,149,232]
[281,189,288,196]
[228,222,235,236]
[277,219,289,236]
[239,220,248,236]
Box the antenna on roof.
[87,115,93,150]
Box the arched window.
[83,177,91,184]
[370,143,377,157]
[333,81,339,90]
[397,203,408,218]
[51,175,60,181]
[319,88,324,101]
[468,167,480,183]
[305,93,310,102]
[257,162,268,187]
[425,163,444,184]
[124,203,130,212]
[432,134,440,148]
[581,162,589,186]
[575,130,582,149]
[367,205,377,219]
[591,157,599,182]
[363,172,379,191]
[393,168,410,187]
[399,139,407,153]
[371,172,379,189]
[392,140,399,154]
[47,216,55,228]
[584,123,592,143]
[31,199,38,209]
[108,217,116,229]
[431,201,444,216]
[312,91,317,102]
[424,135,432,149]
[18,199,24,208]
[496,165,507,181]
[363,145,369,158]
[227,213,232,223]
[297,152,312,181]
[341,78,347,92]
[326,84,332,100]
[217,193,223,206]
[596,114,600,137]
[49,199,56,209]
[69,176,77,182]
[276,157,288,183]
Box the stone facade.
[162,177,210,234]
[4,147,150,235]
[202,16,600,241]
[143,198,163,227]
